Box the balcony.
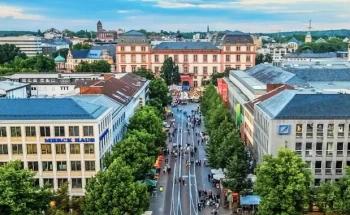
[325,168,332,175]
[314,168,322,175]
[336,168,343,175]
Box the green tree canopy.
[0,44,26,64]
[84,158,149,215]
[72,43,92,50]
[75,60,111,73]
[133,68,155,80]
[255,149,312,215]
[149,79,171,107]
[0,161,53,215]
[160,57,181,85]
[255,53,272,65]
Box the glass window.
[316,124,323,137]
[174,55,178,62]
[41,144,52,154]
[10,127,21,137]
[85,161,95,171]
[69,126,79,136]
[12,144,23,154]
[43,178,54,188]
[72,178,82,189]
[57,178,68,188]
[54,126,65,137]
[71,161,81,171]
[184,55,188,62]
[306,123,313,138]
[314,179,321,186]
[0,144,8,154]
[338,124,345,137]
[70,144,80,154]
[236,46,241,51]
[40,126,50,137]
[27,161,38,171]
[236,55,241,62]
[296,124,302,138]
[295,142,302,155]
[327,124,334,138]
[84,144,95,154]
[326,142,333,156]
[213,55,217,62]
[337,142,344,156]
[246,55,251,62]
[225,55,230,62]
[25,126,36,137]
[203,55,207,62]
[336,161,343,175]
[315,161,322,168]
[306,142,313,156]
[27,144,37,154]
[42,161,53,171]
[55,144,66,154]
[0,127,7,137]
[193,66,198,74]
[83,126,94,136]
[193,55,198,62]
[316,142,322,156]
[57,161,67,171]
[213,66,217,73]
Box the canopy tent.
[211,169,223,175]
[240,195,261,206]
[213,173,225,180]
[144,179,157,187]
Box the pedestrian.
[182,178,185,185]
[208,174,211,182]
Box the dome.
[54,55,65,63]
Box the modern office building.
[254,90,350,185]
[0,35,42,57]
[0,98,113,196]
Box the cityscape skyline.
[0,0,350,32]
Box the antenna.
[308,19,312,31]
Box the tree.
[255,53,272,65]
[0,44,26,64]
[255,149,312,215]
[149,79,171,107]
[51,48,69,59]
[133,68,155,80]
[0,161,53,215]
[210,67,230,86]
[84,158,149,215]
[75,60,111,73]
[160,57,181,85]
[72,43,92,50]
[125,129,158,157]
[128,105,166,149]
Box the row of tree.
[74,61,111,73]
[200,84,251,193]
[298,38,348,53]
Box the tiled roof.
[122,30,145,37]
[153,42,219,50]
[221,33,254,44]
[286,67,350,82]
[258,90,350,119]
[0,98,107,120]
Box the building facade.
[65,49,114,72]
[0,98,113,196]
[96,21,118,42]
[0,81,30,98]
[0,35,42,57]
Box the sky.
[0,0,350,33]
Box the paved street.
[150,103,222,215]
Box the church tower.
[97,20,103,32]
[305,20,312,43]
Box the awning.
[213,173,225,180]
[144,179,157,187]
[240,195,261,206]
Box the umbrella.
[240,195,261,206]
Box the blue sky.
[0,0,349,33]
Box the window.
[336,161,343,175]
[0,144,8,154]
[42,161,53,171]
[174,55,178,62]
[225,46,230,51]
[25,126,36,137]
[40,126,50,137]
[41,144,52,154]
[141,46,146,52]
[246,55,251,62]
[193,66,198,74]
[325,161,332,175]
[54,126,65,137]
[10,127,21,137]
[43,178,54,188]
[203,67,208,75]
[213,66,217,73]
[131,46,135,51]
[69,126,79,136]
[236,55,241,62]
[295,142,302,155]
[83,126,94,136]
[85,161,96,171]
[84,144,95,154]
[72,178,82,189]
[70,144,80,154]
[305,142,313,157]
[184,67,188,73]
[327,124,334,138]
[0,127,6,137]
[317,124,323,137]
[247,46,251,51]
[131,54,136,63]
[55,144,66,154]
[296,124,303,138]
[27,144,37,154]
[184,55,188,62]
[141,54,146,63]
[121,66,126,72]
[326,142,333,156]
[315,161,322,175]
[314,179,321,186]
[236,46,241,51]
[57,178,68,188]
[154,55,159,62]
[338,124,345,138]
[121,54,125,63]
[225,55,230,62]
[71,161,81,171]
[28,161,38,171]
[12,144,23,154]
[316,142,322,156]
[203,55,208,62]
[120,46,125,51]
[164,55,168,60]
[337,142,344,156]
[57,161,67,171]
[193,55,198,62]
[213,55,217,62]
[306,123,313,138]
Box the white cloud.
[0,5,44,20]
[116,9,140,14]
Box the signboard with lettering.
[45,138,95,143]
[278,125,291,135]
